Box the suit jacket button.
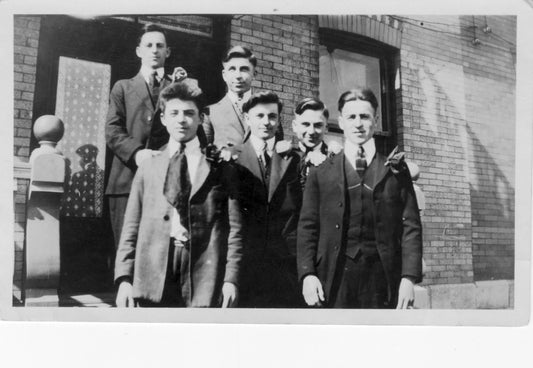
[147,116,152,122]
[338,202,343,207]
[335,224,340,229]
[163,215,170,221]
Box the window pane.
[319,45,383,131]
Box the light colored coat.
[114,147,243,307]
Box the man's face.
[136,31,170,69]
[292,109,328,149]
[222,57,255,95]
[338,100,376,146]
[245,103,280,141]
[161,98,200,143]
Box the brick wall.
[13,15,41,304]
[229,15,320,143]
[398,15,515,284]
[461,16,516,280]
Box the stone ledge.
[414,280,514,309]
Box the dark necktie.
[258,146,271,186]
[355,146,367,177]
[164,144,191,229]
[148,71,161,106]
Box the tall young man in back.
[203,45,282,148]
[105,23,186,249]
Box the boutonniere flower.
[203,143,237,164]
[275,140,293,156]
[306,150,327,167]
[384,146,407,174]
[327,141,343,158]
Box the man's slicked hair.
[295,97,329,120]
[137,23,168,45]
[222,45,257,68]
[159,79,204,112]
[242,91,282,114]
[338,87,379,114]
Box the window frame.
[318,28,398,138]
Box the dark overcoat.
[297,152,423,306]
[234,139,303,307]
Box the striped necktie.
[355,145,367,177]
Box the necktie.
[148,71,160,106]
[235,95,244,121]
[258,145,271,185]
[164,143,191,229]
[355,145,367,177]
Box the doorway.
[31,14,230,297]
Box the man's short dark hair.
[159,79,204,112]
[242,91,283,114]
[295,97,329,120]
[137,23,168,45]
[222,45,257,68]
[338,87,379,114]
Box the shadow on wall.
[466,124,514,281]
[458,15,516,281]
[404,54,514,284]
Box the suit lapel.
[371,153,391,190]
[268,150,292,202]
[239,140,264,183]
[131,72,154,112]
[328,153,345,196]
[223,95,246,134]
[190,154,211,200]
[154,147,171,189]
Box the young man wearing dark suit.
[105,23,186,249]
[114,80,243,308]
[234,91,303,308]
[202,46,282,148]
[297,88,423,309]
[291,97,330,189]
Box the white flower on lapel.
[327,141,343,157]
[306,150,327,166]
[275,140,292,155]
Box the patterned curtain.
[55,56,110,217]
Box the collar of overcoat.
[239,138,293,202]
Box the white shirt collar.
[299,141,324,154]
[344,138,376,167]
[250,135,275,156]
[168,136,201,157]
[141,66,165,84]
[227,89,252,105]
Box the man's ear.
[135,46,141,58]
[244,112,251,126]
[165,47,171,59]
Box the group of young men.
[107,24,423,310]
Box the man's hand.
[302,275,325,307]
[172,67,188,82]
[221,282,238,308]
[396,277,415,309]
[116,280,135,308]
[134,149,161,167]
